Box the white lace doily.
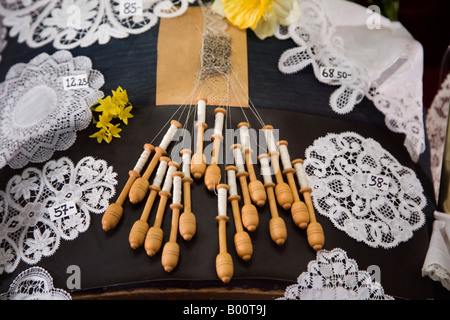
[0,266,71,300]
[303,131,426,249]
[0,156,117,274]
[0,0,195,49]
[0,16,7,64]
[277,0,425,162]
[426,72,450,202]
[279,248,394,300]
[0,50,104,170]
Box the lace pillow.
[277,0,425,162]
[279,248,394,300]
[0,156,117,274]
[0,266,71,300]
[0,50,104,169]
[303,131,426,249]
[0,0,195,49]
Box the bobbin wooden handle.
[179,177,196,240]
[216,215,233,283]
[284,168,309,229]
[245,149,266,207]
[266,183,287,246]
[144,190,171,256]
[237,171,259,232]
[229,195,253,261]
[162,203,183,272]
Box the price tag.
[119,0,143,16]
[320,67,352,81]
[366,174,390,192]
[62,74,89,90]
[48,200,78,221]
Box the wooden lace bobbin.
[145,161,180,256]
[292,158,325,251]
[179,149,196,240]
[205,107,226,191]
[262,125,293,210]
[238,122,266,207]
[215,184,234,283]
[102,144,154,231]
[259,154,287,246]
[129,120,182,204]
[191,97,208,179]
[128,156,170,249]
[278,141,309,229]
[231,144,259,232]
[161,171,184,272]
[226,166,253,261]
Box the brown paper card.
[156,7,248,107]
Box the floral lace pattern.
[0,266,71,300]
[0,0,195,49]
[0,156,117,274]
[0,16,7,64]
[277,0,425,162]
[0,50,104,169]
[279,248,394,300]
[303,132,426,248]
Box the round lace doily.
[0,50,104,169]
[0,156,117,274]
[0,266,71,300]
[303,131,426,249]
[279,248,394,300]
[0,0,195,49]
[0,16,7,64]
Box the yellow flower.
[106,122,122,140]
[112,86,129,107]
[89,128,109,144]
[96,112,113,129]
[118,104,134,125]
[95,96,119,118]
[211,0,301,40]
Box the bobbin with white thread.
[226,166,253,261]
[162,171,184,272]
[259,153,287,246]
[129,156,170,249]
[179,149,196,240]
[145,161,180,256]
[262,125,293,210]
[293,158,325,251]
[231,144,259,232]
[205,107,226,191]
[215,184,233,283]
[191,97,208,179]
[238,122,266,207]
[277,140,309,229]
[129,120,182,204]
[102,143,154,232]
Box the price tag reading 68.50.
[48,200,78,221]
[320,67,353,81]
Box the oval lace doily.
[0,266,71,300]
[0,50,104,169]
[303,131,426,249]
[0,156,117,274]
[279,248,394,300]
[0,0,195,49]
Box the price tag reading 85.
[48,200,78,221]
[119,0,143,16]
[320,67,353,81]
[366,174,390,192]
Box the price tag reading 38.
[62,74,89,90]
[49,200,78,221]
[119,0,143,16]
[320,67,353,81]
[366,174,390,192]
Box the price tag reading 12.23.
[119,0,143,16]
[48,200,78,221]
[366,174,390,192]
[62,74,89,90]
[320,67,352,81]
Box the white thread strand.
[233,148,245,173]
[227,169,238,196]
[152,159,168,188]
[159,124,178,151]
[279,145,292,169]
[182,152,191,179]
[259,156,273,185]
[172,175,182,205]
[162,165,177,192]
[197,99,206,123]
[264,129,278,154]
[217,187,228,216]
[239,125,250,150]
[133,149,150,173]
[294,162,309,188]
[214,111,225,136]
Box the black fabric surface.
[0,17,448,300]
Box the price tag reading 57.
[320,67,352,81]
[119,0,143,16]
[49,200,78,221]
